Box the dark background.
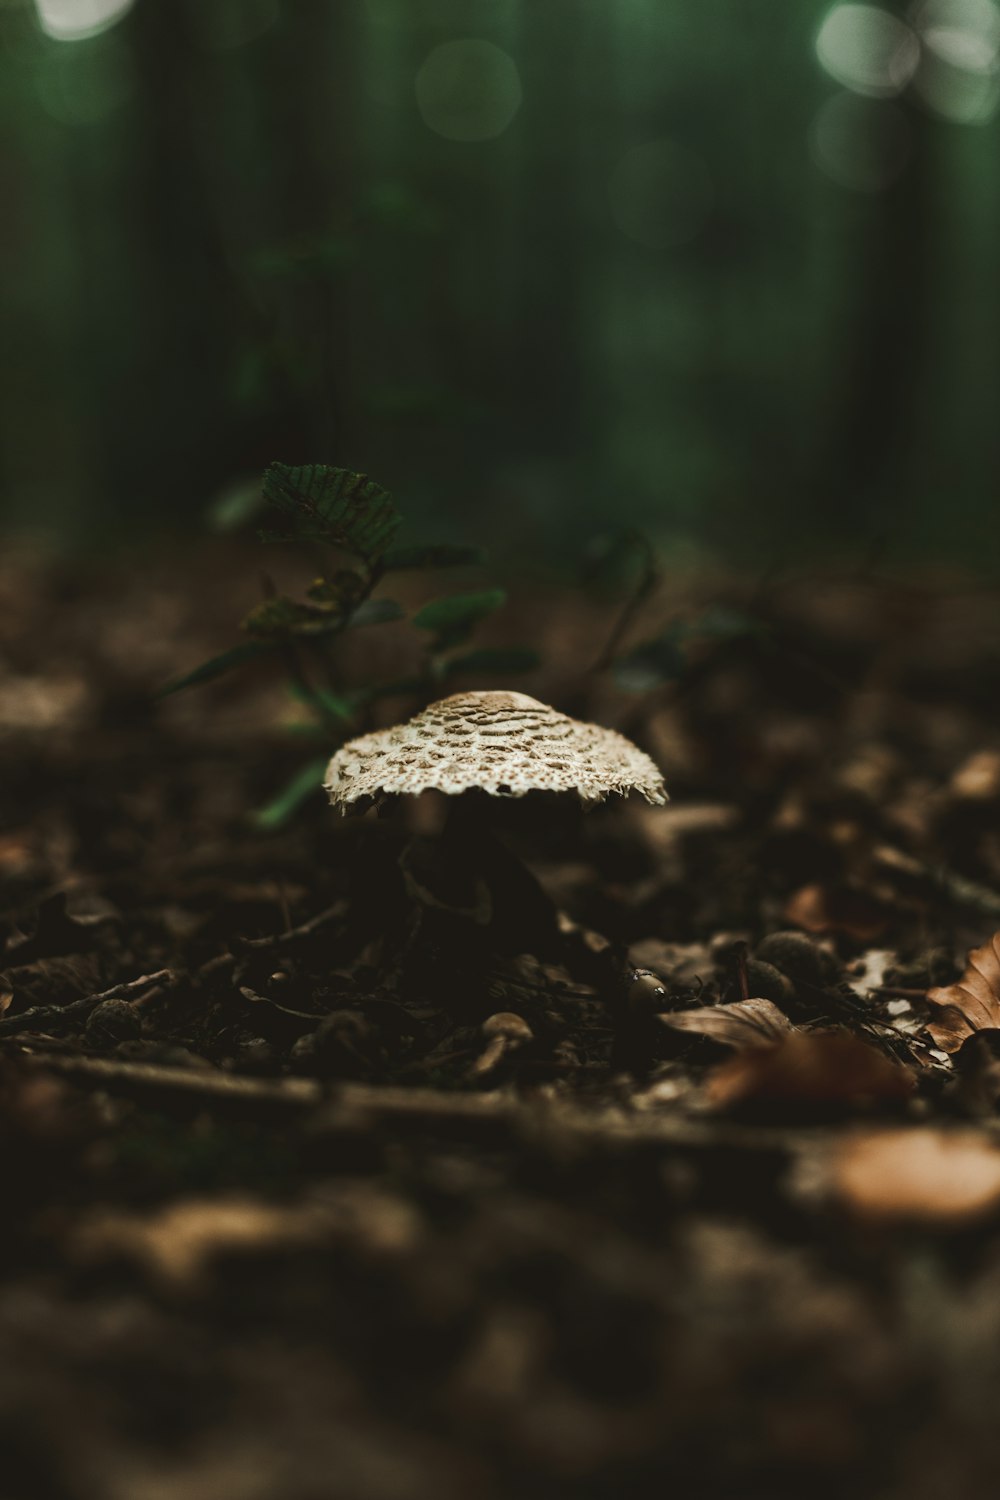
[3,0,999,564]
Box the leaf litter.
[6,542,1000,1496]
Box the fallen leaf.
[832,1128,1000,1227]
[659,998,794,1048]
[73,1187,420,1293]
[925,932,1000,1052]
[74,1198,325,1292]
[706,1030,915,1117]
[950,750,1000,801]
[784,884,890,943]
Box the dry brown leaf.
[74,1197,331,1292]
[950,750,1000,801]
[659,998,794,1049]
[784,883,890,943]
[832,1128,1000,1227]
[73,1187,421,1292]
[705,1030,915,1117]
[925,932,1000,1052]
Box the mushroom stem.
[440,792,561,960]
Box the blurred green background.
[2,0,999,563]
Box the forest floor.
[4,541,1000,1499]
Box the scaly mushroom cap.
[324,691,667,808]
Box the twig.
[7,1049,322,1112]
[242,901,347,949]
[0,970,176,1039]
[589,532,660,674]
[872,846,1000,919]
[0,1053,810,1161]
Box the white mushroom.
[324,691,667,808]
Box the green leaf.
[306,571,366,608]
[346,598,405,629]
[262,463,401,562]
[244,593,403,641]
[288,682,359,722]
[205,477,265,534]
[613,607,762,692]
[582,528,657,601]
[243,596,335,639]
[412,589,506,649]
[381,544,486,571]
[157,641,275,697]
[251,758,330,831]
[443,647,540,677]
[689,604,763,641]
[613,626,688,693]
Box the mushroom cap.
[324,691,667,808]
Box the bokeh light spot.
[810,91,911,192]
[815,4,920,95]
[911,0,1000,120]
[912,0,1000,50]
[914,49,1000,117]
[609,140,712,250]
[34,0,134,43]
[415,39,522,142]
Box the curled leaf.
[659,998,794,1049]
[926,931,1000,1052]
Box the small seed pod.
[755,930,836,990]
[85,998,143,1046]
[628,968,667,1013]
[743,959,795,1008]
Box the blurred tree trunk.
[812,0,934,541]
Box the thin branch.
[0,970,176,1039]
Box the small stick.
[0,970,176,1039]
[7,1050,322,1111]
[242,902,346,949]
[0,1054,817,1165]
[588,533,660,675]
[275,876,292,935]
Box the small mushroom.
[324,691,667,808]
[468,1010,534,1078]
